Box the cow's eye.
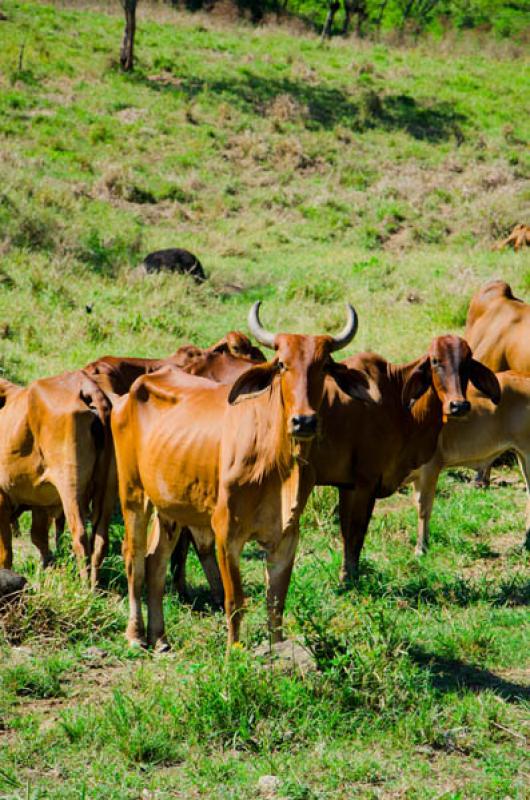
[278,361,286,371]
[431,358,439,367]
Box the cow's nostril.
[291,415,318,435]
[449,400,471,416]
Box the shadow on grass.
[410,645,530,702]
[135,70,466,141]
[347,561,530,607]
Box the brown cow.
[464,280,530,484]
[465,281,530,372]
[493,224,530,252]
[111,303,366,650]
[311,336,501,582]
[409,371,530,554]
[17,333,264,594]
[0,371,113,585]
[84,331,265,601]
[84,331,264,396]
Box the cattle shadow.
[343,561,530,608]
[136,70,465,142]
[409,645,530,703]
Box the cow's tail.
[79,371,116,532]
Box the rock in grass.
[0,569,27,601]
[257,775,281,796]
[254,637,317,674]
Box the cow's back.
[27,372,105,488]
[0,384,43,502]
[465,281,530,372]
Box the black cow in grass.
[142,249,206,284]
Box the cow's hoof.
[42,554,55,569]
[414,546,427,557]
[126,633,147,650]
[339,571,358,589]
[127,637,147,650]
[152,639,171,654]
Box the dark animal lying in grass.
[0,569,26,601]
[142,248,206,283]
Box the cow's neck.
[388,357,444,467]
[238,380,292,485]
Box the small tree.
[120,0,138,71]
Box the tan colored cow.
[465,279,530,485]
[0,371,113,585]
[493,224,530,252]
[409,371,530,554]
[111,303,365,650]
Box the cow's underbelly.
[1,473,60,507]
[155,499,212,529]
[138,423,219,526]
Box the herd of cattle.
[0,278,529,650]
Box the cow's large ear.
[402,356,432,408]
[468,359,501,405]
[325,361,374,403]
[228,362,278,404]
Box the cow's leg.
[265,527,300,644]
[170,527,192,600]
[190,526,224,608]
[213,503,245,648]
[30,508,54,568]
[54,512,65,551]
[60,498,91,582]
[411,462,440,556]
[11,512,21,539]
[338,485,376,583]
[516,452,530,549]
[0,493,13,570]
[122,503,151,647]
[88,449,118,590]
[145,516,179,651]
[473,462,492,488]
[90,463,117,590]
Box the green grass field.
[0,1,529,797]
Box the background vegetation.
[0,0,529,797]
[176,0,530,38]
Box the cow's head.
[228,302,366,441]
[402,335,501,420]
[211,331,266,363]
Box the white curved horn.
[248,301,275,349]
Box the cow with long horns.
[112,303,366,649]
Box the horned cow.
[111,302,365,650]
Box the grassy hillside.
[1,0,529,382]
[0,2,529,798]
